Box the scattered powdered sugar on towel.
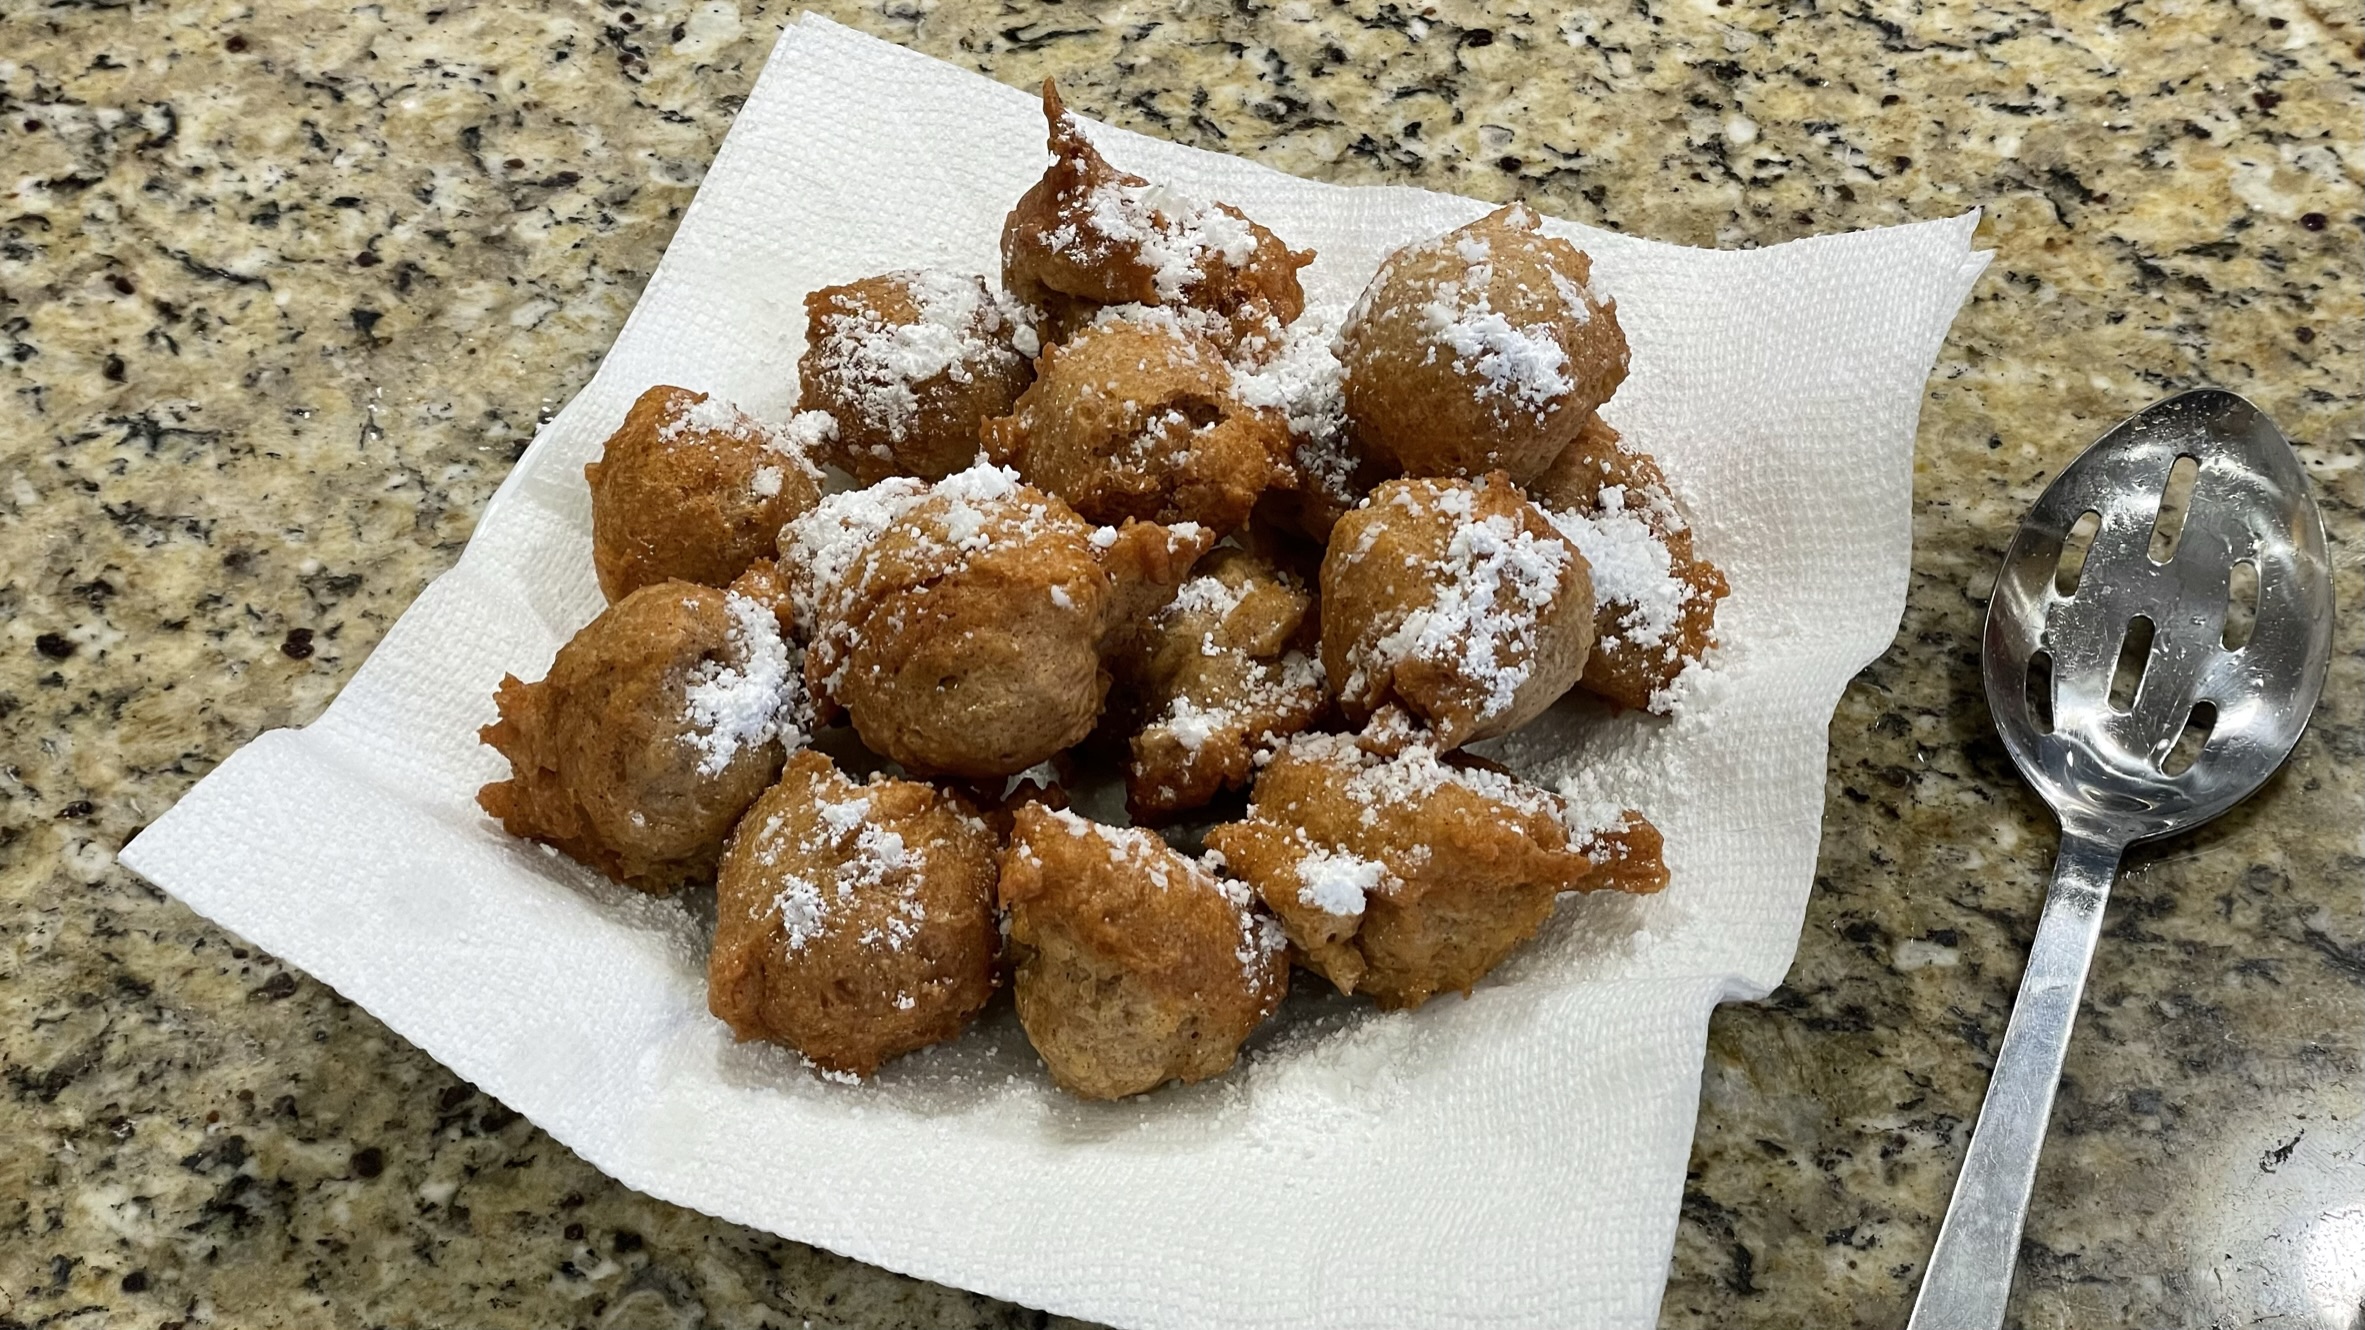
[681,592,807,776]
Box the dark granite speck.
[1,1,2358,1328]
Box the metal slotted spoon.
[1904,389,2333,1329]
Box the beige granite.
[1,0,2359,1327]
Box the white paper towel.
[120,15,1990,1329]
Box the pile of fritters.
[476,81,1726,1100]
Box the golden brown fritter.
[781,464,1214,780]
[1527,415,1728,712]
[998,804,1287,1099]
[1000,80,1312,351]
[1204,725,1665,1009]
[797,270,1038,484]
[478,582,804,893]
[585,385,827,602]
[979,314,1292,534]
[710,750,1001,1078]
[1108,547,1329,821]
[1338,204,1629,484]
[1321,474,1594,748]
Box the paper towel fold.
[120,15,1989,1329]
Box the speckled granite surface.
[2,1,2358,1326]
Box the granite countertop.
[3,1,2358,1326]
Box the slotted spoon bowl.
[1905,389,2332,1329]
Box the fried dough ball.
[782,463,1215,780]
[1205,724,1665,1009]
[797,270,1038,485]
[478,582,805,893]
[710,750,1001,1078]
[1109,547,1329,820]
[1321,474,1594,749]
[980,314,1291,534]
[1338,203,1629,484]
[1000,80,1313,350]
[1528,415,1729,712]
[585,386,828,602]
[998,804,1287,1098]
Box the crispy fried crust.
[997,804,1286,1099]
[1109,547,1329,820]
[710,750,1001,1077]
[1526,414,1728,711]
[1338,204,1629,484]
[1205,727,1664,1009]
[586,385,822,602]
[1320,474,1594,748]
[980,318,1291,533]
[999,80,1312,350]
[477,582,787,893]
[797,270,1036,484]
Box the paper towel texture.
[120,15,1989,1329]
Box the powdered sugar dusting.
[1343,488,1577,725]
[1166,572,1253,623]
[659,395,827,484]
[810,270,1030,441]
[1230,308,1357,511]
[1047,160,1260,302]
[1547,488,1688,656]
[759,790,928,955]
[1042,809,1284,993]
[682,592,807,776]
[1404,223,1573,414]
[1281,730,1565,830]
[1295,849,1384,916]
[781,462,1063,697]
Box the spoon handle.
[1904,829,2124,1330]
